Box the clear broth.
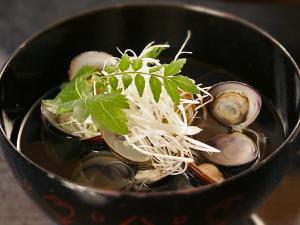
[17,61,285,192]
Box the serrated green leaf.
[109,76,118,91]
[72,99,89,123]
[118,54,130,72]
[55,73,93,103]
[164,58,186,76]
[55,81,80,102]
[122,74,133,89]
[164,79,180,105]
[149,76,162,102]
[135,74,145,97]
[104,65,117,74]
[73,65,98,80]
[149,65,163,73]
[132,58,143,71]
[86,93,129,135]
[143,45,168,59]
[171,75,199,94]
[95,93,129,109]
[76,75,93,97]
[55,73,93,107]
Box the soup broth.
[17,61,285,192]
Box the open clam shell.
[41,103,101,140]
[102,130,152,168]
[74,151,135,191]
[201,132,259,167]
[209,81,262,130]
[41,103,106,162]
[69,51,116,80]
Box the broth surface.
[17,61,285,192]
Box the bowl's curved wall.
[0,4,299,225]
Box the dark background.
[0,1,299,225]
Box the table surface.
[0,1,300,225]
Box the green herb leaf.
[149,76,162,102]
[164,79,180,105]
[122,74,133,89]
[132,58,143,71]
[76,75,94,97]
[149,65,163,73]
[104,65,117,74]
[118,54,130,72]
[135,73,145,97]
[86,93,129,135]
[109,76,119,91]
[164,58,186,77]
[72,99,89,123]
[55,82,80,102]
[171,75,199,94]
[93,93,129,109]
[144,45,168,59]
[73,65,98,79]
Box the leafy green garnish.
[109,76,118,91]
[143,44,168,59]
[132,58,143,71]
[164,58,186,77]
[149,65,163,73]
[171,75,199,94]
[55,81,80,102]
[86,93,129,135]
[135,73,145,97]
[122,74,133,89]
[44,39,200,136]
[118,54,130,71]
[149,75,162,103]
[74,65,98,78]
[104,65,117,74]
[164,79,180,105]
[72,99,89,123]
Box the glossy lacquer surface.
[0,4,300,225]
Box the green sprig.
[44,41,199,136]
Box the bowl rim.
[0,2,300,198]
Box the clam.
[201,132,259,167]
[209,81,261,130]
[41,119,107,162]
[74,151,135,191]
[134,169,193,191]
[41,103,101,140]
[197,163,225,183]
[41,104,107,162]
[135,169,167,184]
[102,130,152,167]
[69,51,116,80]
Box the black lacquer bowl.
[0,3,299,225]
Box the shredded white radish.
[104,35,219,180]
[46,32,220,182]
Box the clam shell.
[102,130,152,166]
[197,163,225,183]
[201,132,259,167]
[69,51,116,80]
[75,151,134,190]
[209,81,262,130]
[41,103,101,140]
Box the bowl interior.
[0,4,299,192]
